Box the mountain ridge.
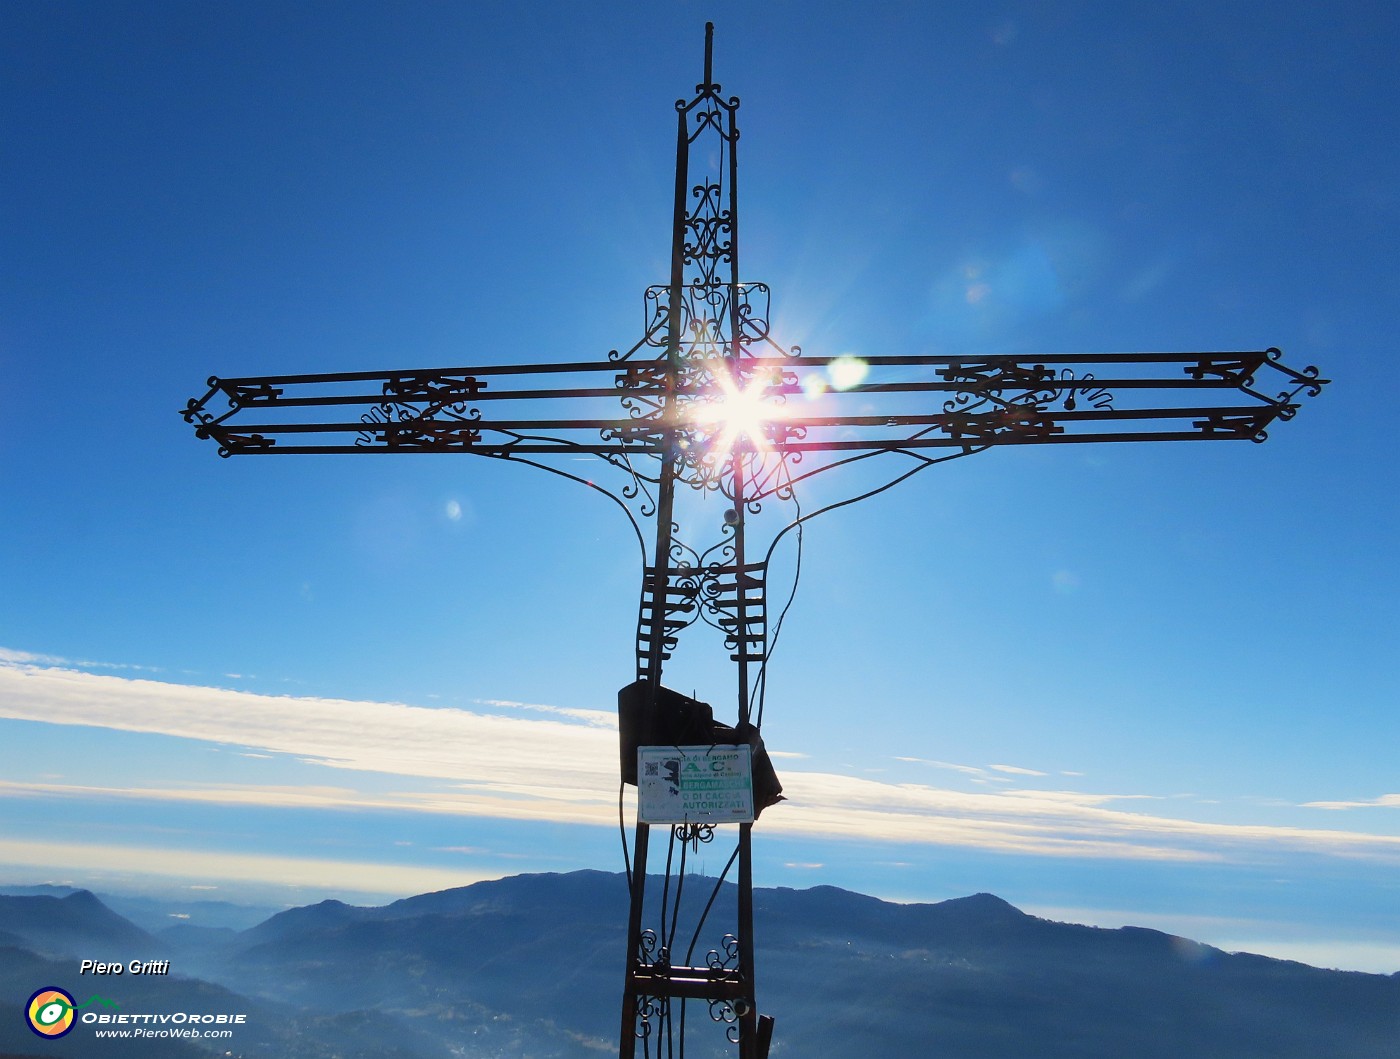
[1,871,1395,1058]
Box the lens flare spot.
[828,355,869,391]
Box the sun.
[686,367,784,455]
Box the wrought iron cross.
[183,24,1325,1059]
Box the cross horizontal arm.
[182,347,1324,458]
[182,359,640,458]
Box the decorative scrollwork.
[1023,368,1114,413]
[706,933,740,973]
[686,93,734,145]
[619,468,659,520]
[684,182,734,273]
[638,928,670,970]
[708,997,740,1042]
[672,822,715,849]
[942,387,990,415]
[355,403,392,446]
[635,994,660,1040]
[182,399,215,429]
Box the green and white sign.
[637,744,754,824]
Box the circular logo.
[26,986,76,1038]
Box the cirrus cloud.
[3,660,1399,867]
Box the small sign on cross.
[638,744,756,824]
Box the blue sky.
[2,1,1397,972]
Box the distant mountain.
[750,885,1400,1058]
[0,890,154,959]
[0,927,29,949]
[0,883,83,898]
[0,883,281,932]
[235,896,364,948]
[1,872,1396,1058]
[102,893,284,933]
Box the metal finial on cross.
[704,20,715,88]
[182,25,1326,1059]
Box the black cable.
[684,842,741,966]
[660,831,676,958]
[619,782,632,898]
[748,445,988,725]
[669,837,688,956]
[492,450,647,564]
[749,442,890,503]
[665,994,674,1059]
[752,460,802,728]
[759,445,988,576]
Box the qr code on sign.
[644,762,660,777]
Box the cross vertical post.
[615,60,687,1057]
[620,24,771,1054]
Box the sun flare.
[687,368,784,455]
